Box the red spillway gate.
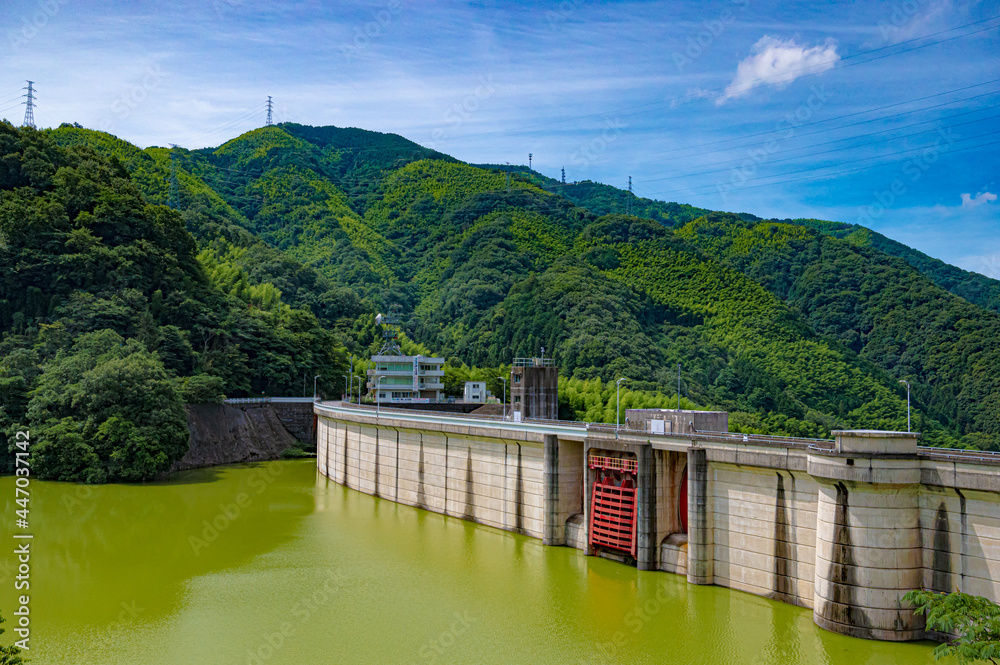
[588,454,638,558]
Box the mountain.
[0,122,347,482]
[473,165,713,227]
[8,119,994,457]
[675,214,1000,444]
[788,218,1000,314]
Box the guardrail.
[225,397,318,405]
[314,401,1000,462]
[314,401,840,449]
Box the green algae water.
[1,461,941,664]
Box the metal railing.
[315,401,838,448]
[314,401,1000,464]
[588,455,638,473]
[225,396,319,405]
[512,357,556,367]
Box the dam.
[315,400,1000,642]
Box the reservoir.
[0,460,939,664]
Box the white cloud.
[717,36,839,105]
[961,191,997,208]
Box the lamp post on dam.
[314,397,1000,643]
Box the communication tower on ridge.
[374,305,404,357]
[627,176,633,215]
[561,167,566,184]
[265,96,273,126]
[22,81,36,128]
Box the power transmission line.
[22,81,35,128]
[424,17,1000,145]
[640,108,1000,183]
[0,92,25,106]
[643,79,1000,160]
[642,129,1000,198]
[644,138,1000,201]
[168,102,273,149]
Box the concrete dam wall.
[316,414,583,539]
[315,402,1000,642]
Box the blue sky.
[2,0,998,276]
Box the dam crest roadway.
[315,400,1000,642]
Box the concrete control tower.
[510,356,558,420]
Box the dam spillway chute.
[587,453,638,558]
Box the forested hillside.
[0,122,347,481]
[789,218,1000,313]
[676,214,1000,446]
[546,178,1000,315]
[1,118,992,478]
[474,164,712,227]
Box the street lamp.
[313,375,321,401]
[348,356,354,403]
[343,374,349,402]
[677,363,682,411]
[616,377,629,438]
[355,376,363,405]
[376,376,386,421]
[498,376,508,421]
[899,379,911,432]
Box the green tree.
[0,610,24,664]
[905,589,1000,663]
[27,329,189,482]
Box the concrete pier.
[316,402,1000,643]
[810,431,924,641]
[636,444,657,570]
[543,433,562,546]
[686,447,714,585]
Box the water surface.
[0,461,942,664]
